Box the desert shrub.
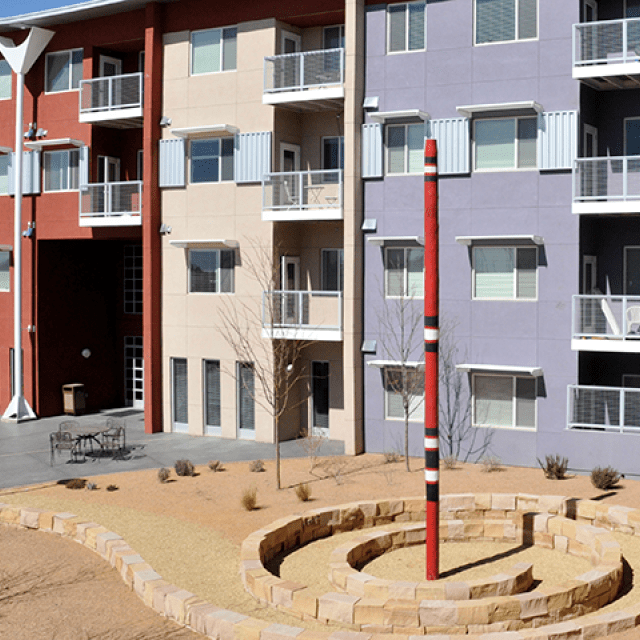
[442,455,458,470]
[249,459,265,473]
[481,456,503,473]
[297,430,327,472]
[241,486,258,511]
[295,483,311,502]
[174,459,195,477]
[157,467,171,483]
[384,451,403,464]
[85,482,97,491]
[106,484,118,492]
[208,460,224,472]
[538,454,569,480]
[591,466,622,490]
[65,478,86,490]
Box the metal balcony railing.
[262,290,343,333]
[568,384,640,432]
[572,294,640,341]
[79,72,143,115]
[573,17,640,67]
[262,170,342,213]
[573,156,640,205]
[79,181,142,224]
[264,48,344,93]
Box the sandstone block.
[96,531,123,558]
[388,581,417,600]
[0,505,21,525]
[419,600,458,627]
[415,583,445,600]
[515,593,548,620]
[133,568,162,598]
[475,493,493,510]
[455,600,491,625]
[19,507,44,529]
[203,609,249,640]
[354,599,386,626]
[517,494,540,512]
[532,513,553,533]
[152,583,181,614]
[345,572,375,597]
[292,589,318,618]
[444,582,469,601]
[492,494,517,511]
[318,593,360,624]
[554,535,569,553]
[383,600,419,628]
[490,596,521,622]
[234,617,271,640]
[272,581,307,608]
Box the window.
[190,138,234,183]
[172,357,188,432]
[324,25,345,49]
[474,117,537,171]
[124,245,143,314]
[387,1,426,53]
[0,154,9,195]
[45,49,83,93]
[387,123,423,174]
[189,249,234,293]
[475,0,537,45]
[322,136,343,183]
[237,362,255,434]
[204,359,221,432]
[0,59,11,100]
[473,374,536,430]
[321,249,344,291]
[0,251,9,291]
[191,26,237,74]
[473,246,537,300]
[385,368,424,421]
[137,149,144,181]
[385,247,423,298]
[43,149,80,192]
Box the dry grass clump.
[384,451,403,464]
[157,467,171,483]
[65,478,87,490]
[208,460,224,472]
[294,483,311,502]
[106,484,119,492]
[591,466,623,490]
[442,455,458,470]
[174,459,195,477]
[249,459,265,473]
[538,454,569,480]
[481,456,503,473]
[241,486,258,511]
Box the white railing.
[264,48,344,93]
[567,385,640,432]
[262,291,342,333]
[263,170,342,212]
[573,17,640,67]
[572,294,640,340]
[79,72,143,114]
[79,181,142,222]
[573,156,640,204]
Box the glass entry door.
[124,336,144,409]
[172,358,188,433]
[311,361,329,436]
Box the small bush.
[481,456,503,473]
[208,460,224,472]
[384,451,403,464]
[295,483,311,502]
[65,478,86,490]
[106,484,118,492]
[538,454,569,480]
[591,466,623,490]
[157,467,171,483]
[85,482,97,491]
[174,459,195,477]
[249,459,265,473]
[241,486,258,511]
[442,455,458,470]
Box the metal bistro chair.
[49,431,80,465]
[102,418,126,457]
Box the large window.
[44,149,80,192]
[475,0,537,45]
[474,117,537,171]
[237,362,255,434]
[124,245,143,314]
[473,246,537,300]
[191,26,237,74]
[473,374,537,430]
[385,368,424,422]
[191,138,234,183]
[387,1,426,53]
[321,248,344,291]
[0,60,11,100]
[45,49,83,93]
[0,154,9,195]
[0,251,9,292]
[385,247,423,298]
[204,359,221,432]
[189,249,235,293]
[387,123,423,175]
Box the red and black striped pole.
[424,139,439,580]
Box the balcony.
[262,170,343,221]
[572,156,640,214]
[567,385,640,432]
[572,295,640,352]
[79,181,142,227]
[79,73,143,128]
[573,18,640,89]
[263,49,344,111]
[261,290,343,341]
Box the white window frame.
[473,0,538,46]
[0,250,9,292]
[190,26,238,75]
[473,116,538,172]
[0,59,11,100]
[190,137,235,184]
[321,248,344,292]
[472,373,537,431]
[203,359,222,435]
[472,245,538,301]
[0,153,10,195]
[386,1,426,54]
[384,367,424,422]
[43,149,80,192]
[386,123,424,175]
[45,48,83,94]
[323,25,345,49]
[188,248,235,294]
[384,246,424,299]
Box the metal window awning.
[24,138,84,149]
[368,360,424,369]
[368,109,429,124]
[170,125,239,139]
[456,235,544,246]
[169,239,239,249]
[367,235,424,247]
[0,146,12,154]
[0,245,12,252]
[456,101,543,118]
[456,364,543,377]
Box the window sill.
[473,38,538,47]
[44,88,81,95]
[473,424,536,432]
[473,167,538,173]
[190,69,237,77]
[472,297,538,302]
[385,49,426,55]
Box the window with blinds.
[321,248,344,292]
[237,362,255,433]
[0,251,8,292]
[191,26,237,74]
[204,360,221,429]
[385,247,424,298]
[387,1,426,53]
[384,369,424,422]
[172,358,188,428]
[0,60,10,100]
[387,123,424,175]
[474,117,537,171]
[189,249,235,293]
[475,0,537,45]
[473,374,536,429]
[44,149,80,192]
[473,246,537,300]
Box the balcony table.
[61,423,111,461]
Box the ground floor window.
[204,359,221,434]
[472,374,536,430]
[237,362,255,436]
[384,367,424,422]
[172,357,188,433]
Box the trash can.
[62,384,85,415]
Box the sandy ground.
[2,454,640,639]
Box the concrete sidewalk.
[0,408,344,490]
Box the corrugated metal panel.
[235,131,271,183]
[8,151,41,195]
[362,122,383,178]
[30,151,41,194]
[426,118,470,175]
[159,138,186,188]
[538,110,577,171]
[79,146,89,186]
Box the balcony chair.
[283,181,300,210]
[600,298,622,337]
[627,305,640,336]
[49,430,80,465]
[102,418,126,457]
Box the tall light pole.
[0,27,54,422]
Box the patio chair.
[49,430,79,465]
[59,420,79,431]
[283,180,300,209]
[627,305,640,335]
[102,418,126,456]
